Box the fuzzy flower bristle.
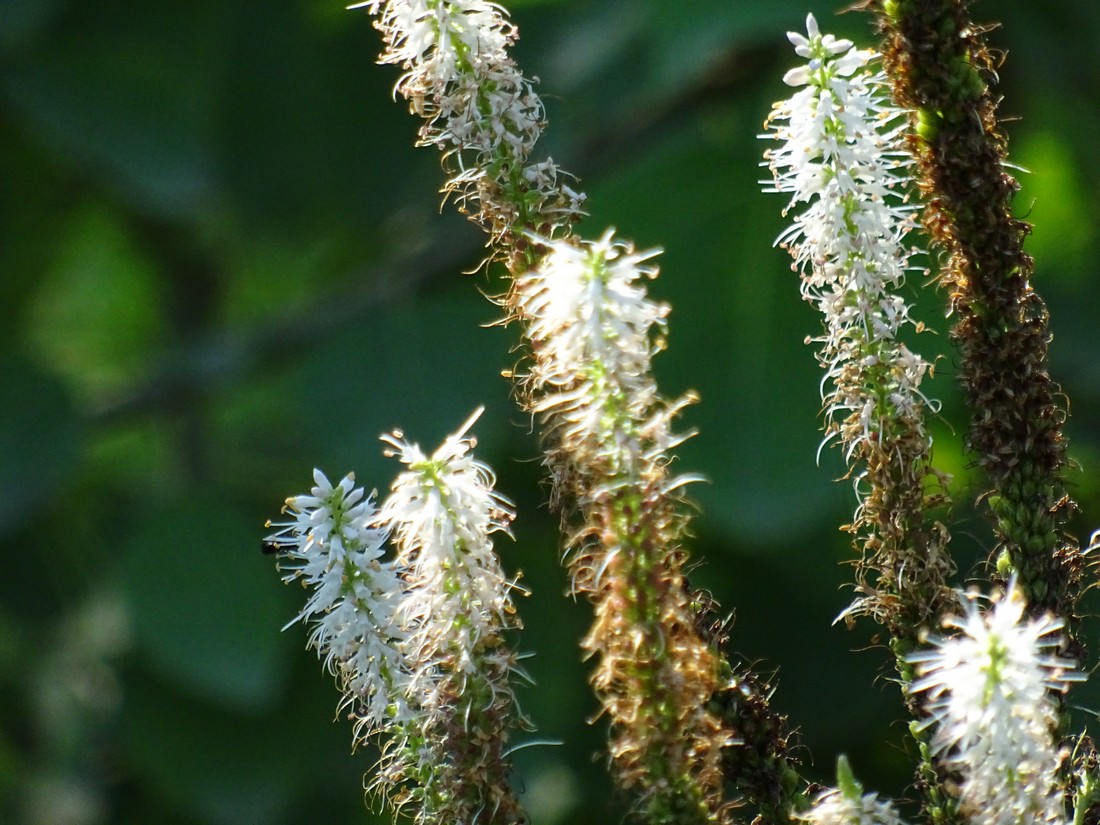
[762,12,931,477]
[511,229,695,498]
[511,231,732,822]
[378,407,520,696]
[265,469,407,740]
[874,0,1082,634]
[908,584,1082,825]
[805,787,908,825]
[801,756,910,825]
[373,408,529,825]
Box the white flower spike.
[762,13,932,465]
[909,584,1083,825]
[761,13,953,634]
[266,469,408,738]
[373,408,529,825]
[804,757,909,825]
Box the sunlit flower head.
[908,584,1082,825]
[372,409,529,825]
[511,229,697,490]
[761,13,932,460]
[376,408,521,704]
[805,787,908,825]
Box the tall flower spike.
[374,409,529,825]
[266,470,408,743]
[351,0,585,248]
[908,584,1083,825]
[512,229,688,498]
[761,13,954,638]
[512,230,734,824]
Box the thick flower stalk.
[265,470,408,745]
[374,410,528,825]
[908,584,1083,825]
[868,0,1083,641]
[351,0,585,250]
[511,230,734,824]
[761,14,954,641]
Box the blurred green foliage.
[2,1,1099,823]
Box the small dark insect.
[261,539,292,555]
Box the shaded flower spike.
[761,13,953,637]
[266,469,407,742]
[374,408,530,825]
[872,0,1081,637]
[908,583,1083,825]
[351,0,585,246]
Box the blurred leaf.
[1016,130,1095,282]
[25,203,167,403]
[216,0,424,242]
[2,1,221,217]
[0,355,84,531]
[121,496,293,710]
[533,0,848,124]
[122,675,309,825]
[0,0,62,53]
[290,284,517,478]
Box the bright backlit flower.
[377,407,520,706]
[266,469,407,737]
[761,13,952,635]
[762,12,932,463]
[512,229,695,493]
[803,756,909,825]
[806,786,908,825]
[511,230,729,820]
[373,408,528,825]
[908,585,1082,825]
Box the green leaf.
[0,0,62,54]
[25,203,166,402]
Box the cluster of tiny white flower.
[761,13,934,460]
[378,408,521,710]
[352,0,584,240]
[909,585,1082,825]
[267,411,525,820]
[806,788,909,825]
[266,470,408,736]
[801,756,910,825]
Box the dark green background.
[2,1,1098,823]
